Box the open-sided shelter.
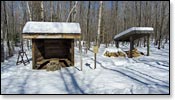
[114,27,154,58]
[22,21,81,69]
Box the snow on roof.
[114,27,154,40]
[22,21,81,34]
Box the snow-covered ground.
[1,43,169,94]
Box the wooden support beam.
[115,41,119,48]
[130,36,134,58]
[94,53,96,69]
[32,39,36,69]
[147,34,150,56]
[23,34,81,39]
[71,40,74,66]
[79,39,82,71]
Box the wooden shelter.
[114,27,154,58]
[22,21,81,69]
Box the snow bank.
[1,42,169,94]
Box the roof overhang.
[22,21,81,39]
[114,27,154,41]
[23,33,81,39]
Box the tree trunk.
[154,2,158,46]
[3,1,13,58]
[26,1,32,50]
[1,29,4,62]
[87,1,91,50]
[41,1,44,21]
[27,1,32,21]
[50,1,53,22]
[143,37,146,47]
[158,35,161,49]
[97,1,103,47]
[157,2,166,49]
[139,1,142,27]
[66,1,78,22]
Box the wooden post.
[79,39,82,71]
[32,39,36,69]
[115,41,119,48]
[93,45,98,69]
[130,36,134,58]
[147,34,150,56]
[71,39,74,66]
[94,53,96,69]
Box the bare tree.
[1,1,170,62]
[87,1,91,50]
[66,1,78,22]
[3,1,13,58]
[27,1,32,21]
[26,1,32,50]
[50,1,53,22]
[41,1,44,21]
[97,1,103,47]
[158,1,167,49]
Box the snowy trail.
[132,59,169,71]
[91,55,169,85]
[94,58,168,87]
[92,58,169,94]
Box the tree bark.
[50,1,53,22]
[66,1,78,22]
[27,1,32,21]
[97,1,103,47]
[41,1,44,21]
[87,1,91,50]
[26,1,32,50]
[3,1,13,58]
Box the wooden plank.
[44,39,71,44]
[45,47,70,50]
[71,40,74,66]
[23,34,81,39]
[36,60,49,69]
[129,36,134,58]
[44,40,71,50]
[79,38,82,71]
[36,56,44,62]
[44,39,71,59]
[32,39,36,69]
[65,59,72,66]
[44,43,69,47]
[44,50,69,58]
[35,49,44,60]
[60,62,66,67]
[116,34,151,42]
